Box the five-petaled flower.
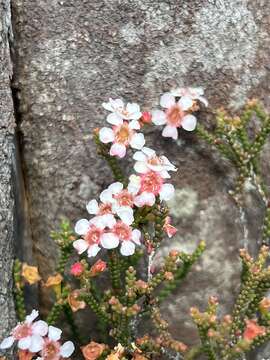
[152,92,197,139]
[107,221,141,256]
[133,147,177,178]
[170,87,208,107]
[128,172,175,207]
[87,182,135,225]
[0,310,48,353]
[37,325,74,360]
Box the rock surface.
[0,0,16,353]
[1,0,270,357]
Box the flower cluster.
[0,310,74,360]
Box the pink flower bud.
[140,111,152,124]
[89,259,107,277]
[70,262,84,277]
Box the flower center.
[42,339,60,360]
[98,203,112,215]
[147,156,162,166]
[114,190,134,207]
[140,171,163,195]
[13,324,32,340]
[114,123,132,144]
[113,222,132,241]
[166,104,184,126]
[84,226,102,245]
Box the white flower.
[0,310,48,353]
[133,147,177,178]
[86,182,135,226]
[39,326,75,359]
[99,121,145,158]
[102,98,142,127]
[73,215,117,257]
[128,171,175,207]
[170,87,208,106]
[152,92,197,140]
[103,221,141,256]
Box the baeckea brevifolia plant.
[2,88,270,360]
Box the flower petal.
[133,151,146,162]
[100,189,113,204]
[134,161,148,174]
[134,192,155,207]
[89,216,106,229]
[73,239,88,255]
[151,110,166,125]
[60,341,75,358]
[110,143,127,158]
[130,133,145,150]
[100,233,119,249]
[142,147,156,157]
[0,336,15,349]
[132,229,141,245]
[87,244,101,257]
[26,309,39,324]
[117,207,134,225]
[160,93,175,108]
[18,336,32,350]
[178,96,193,111]
[32,320,48,337]
[108,182,123,194]
[162,125,178,140]
[99,127,115,143]
[29,335,44,353]
[129,119,141,130]
[159,184,175,201]
[86,199,99,215]
[120,241,135,256]
[127,175,141,195]
[106,113,123,125]
[74,219,89,235]
[181,114,197,131]
[48,326,62,341]
[101,214,116,228]
[126,103,141,117]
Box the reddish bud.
[89,259,107,277]
[70,262,84,277]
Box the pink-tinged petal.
[159,170,171,179]
[100,233,119,249]
[110,143,127,158]
[127,175,141,195]
[60,341,75,358]
[87,244,101,257]
[86,199,99,215]
[133,151,147,162]
[159,184,175,201]
[89,216,106,229]
[120,241,135,256]
[108,182,123,194]
[29,335,44,353]
[117,207,134,225]
[130,133,145,150]
[0,336,15,349]
[74,219,89,235]
[102,100,114,112]
[99,127,115,143]
[32,320,48,337]
[73,239,88,255]
[18,336,32,350]
[101,214,116,228]
[160,156,177,171]
[132,229,141,244]
[162,125,178,140]
[170,88,185,97]
[100,189,113,203]
[160,93,175,108]
[142,147,156,157]
[134,161,148,174]
[48,326,62,341]
[182,114,197,131]
[26,309,39,324]
[178,96,193,111]
[198,95,208,107]
[129,119,141,129]
[106,113,123,125]
[126,103,141,116]
[151,110,166,125]
[134,192,155,207]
